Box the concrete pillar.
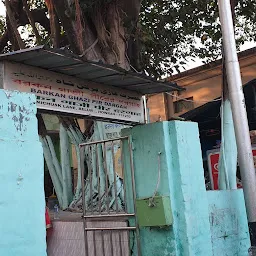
[122,121,213,256]
[0,90,46,256]
[167,121,213,255]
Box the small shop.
[0,46,182,255]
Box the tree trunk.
[0,0,141,69]
[5,0,25,49]
[52,0,139,69]
[105,2,129,69]
[0,31,9,52]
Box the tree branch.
[53,0,104,61]
[53,0,81,53]
[18,8,51,33]
[0,30,9,53]
[120,0,142,70]
[104,2,129,69]
[120,0,142,23]
[45,0,61,48]
[22,0,42,44]
[5,0,25,49]
[52,9,61,48]
[6,17,19,50]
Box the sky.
[183,41,256,71]
[0,1,255,71]
[0,2,3,15]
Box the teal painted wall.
[0,90,47,256]
[122,121,212,255]
[166,121,213,255]
[122,122,177,256]
[207,190,250,255]
[122,121,250,256]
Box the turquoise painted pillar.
[167,121,213,255]
[122,121,213,256]
[0,90,46,256]
[218,100,238,190]
[122,122,177,256]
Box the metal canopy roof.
[0,45,183,94]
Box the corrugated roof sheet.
[0,45,183,94]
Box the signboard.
[2,62,145,124]
[207,151,220,190]
[102,122,130,140]
[207,147,256,190]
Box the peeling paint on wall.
[0,89,46,256]
[0,90,38,141]
[208,190,250,256]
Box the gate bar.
[84,227,137,231]
[128,137,141,256]
[83,213,135,219]
[96,144,102,214]
[80,147,89,256]
[79,136,129,147]
[88,147,93,214]
[120,140,127,213]
[103,142,110,213]
[111,141,119,212]
[101,230,105,256]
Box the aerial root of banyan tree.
[38,115,125,212]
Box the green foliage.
[29,0,46,9]
[19,23,49,48]
[1,0,256,78]
[0,15,11,53]
[139,0,256,77]
[0,15,5,34]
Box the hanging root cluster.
[39,115,125,213]
[39,116,87,210]
[69,122,125,213]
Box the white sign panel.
[3,62,145,123]
[101,122,130,140]
[100,122,130,179]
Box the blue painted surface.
[122,121,250,256]
[122,121,213,255]
[166,121,213,256]
[0,90,46,256]
[207,190,250,256]
[122,122,177,256]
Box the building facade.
[147,47,256,122]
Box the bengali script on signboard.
[3,62,145,123]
